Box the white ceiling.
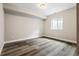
[4,3,76,17]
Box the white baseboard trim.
[0,42,5,55]
[4,36,76,44]
[0,50,1,55]
[4,37,40,44]
[43,35,77,44]
[4,39,27,44]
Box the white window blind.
[51,18,63,30]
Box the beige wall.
[0,4,4,54]
[5,13,43,43]
[44,7,77,43]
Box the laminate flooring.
[1,38,76,56]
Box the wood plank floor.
[1,38,77,56]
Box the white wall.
[0,4,4,55]
[44,7,77,43]
[5,13,43,43]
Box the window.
[51,18,63,30]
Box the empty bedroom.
[0,3,77,56]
